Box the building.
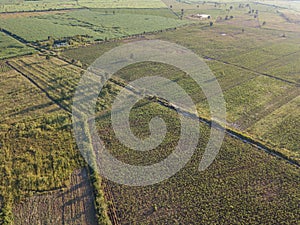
[191,14,211,19]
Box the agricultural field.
[0,0,299,224]
[13,168,97,225]
[0,0,81,13]
[0,54,110,224]
[6,55,83,111]
[0,9,189,42]
[6,54,122,113]
[78,0,167,9]
[63,18,300,162]
[248,95,300,157]
[0,0,167,13]
[0,32,34,59]
[0,60,60,124]
[96,98,299,224]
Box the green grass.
[0,112,86,224]
[0,32,35,59]
[258,51,300,83]
[0,61,87,222]
[0,0,81,13]
[0,2,299,223]
[62,41,120,66]
[78,0,167,8]
[248,95,300,158]
[0,9,190,42]
[223,75,295,123]
[90,8,178,18]
[0,0,166,13]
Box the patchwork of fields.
[0,53,298,224]
[0,9,188,42]
[0,0,166,12]
[0,0,299,224]
[62,22,300,162]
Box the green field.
[0,9,189,42]
[248,95,300,157]
[0,0,80,12]
[0,32,34,59]
[0,0,166,12]
[78,0,167,8]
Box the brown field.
[13,168,97,225]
